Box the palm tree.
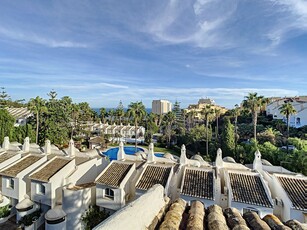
[99,107,107,124]
[214,108,222,144]
[201,105,215,156]
[162,111,176,147]
[231,104,241,158]
[242,92,266,142]
[28,96,48,144]
[127,102,146,150]
[279,102,297,154]
[108,109,115,124]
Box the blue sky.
[0,0,306,109]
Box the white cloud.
[0,27,88,48]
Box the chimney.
[180,144,187,166]
[44,139,51,154]
[2,136,10,150]
[117,141,126,161]
[215,148,223,168]
[147,143,156,163]
[68,139,75,157]
[22,137,30,152]
[253,150,263,172]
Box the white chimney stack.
[44,140,51,154]
[68,139,75,157]
[22,137,30,153]
[147,143,156,163]
[180,144,187,166]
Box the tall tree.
[108,109,115,124]
[221,118,235,159]
[231,104,241,157]
[162,111,176,147]
[116,101,125,125]
[99,107,107,124]
[0,87,10,108]
[127,101,146,150]
[279,102,297,154]
[28,96,48,144]
[242,92,266,142]
[214,108,222,145]
[0,109,15,141]
[201,104,215,156]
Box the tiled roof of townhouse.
[277,175,307,210]
[136,164,172,190]
[95,161,133,187]
[229,172,273,208]
[0,155,43,177]
[0,153,17,164]
[30,157,72,182]
[6,107,32,119]
[180,168,214,200]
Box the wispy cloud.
[0,27,88,48]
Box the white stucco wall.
[2,176,19,200]
[65,158,97,185]
[94,184,166,230]
[62,187,93,230]
[31,181,52,207]
[96,185,123,211]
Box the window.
[105,188,114,199]
[37,183,45,195]
[7,178,14,189]
[243,207,259,214]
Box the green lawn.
[154,146,180,156]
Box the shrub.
[0,205,10,218]
[81,205,110,230]
[18,210,40,226]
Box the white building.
[0,154,47,208]
[179,166,217,207]
[224,169,274,218]
[6,107,32,127]
[95,161,136,213]
[152,100,172,115]
[135,163,174,198]
[266,97,307,128]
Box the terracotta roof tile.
[30,157,72,182]
[181,168,214,200]
[277,176,307,210]
[229,172,273,208]
[136,165,172,190]
[95,162,133,187]
[0,155,43,177]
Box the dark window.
[105,188,114,199]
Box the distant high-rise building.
[152,100,172,115]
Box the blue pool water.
[103,147,144,161]
[154,153,164,157]
[102,147,164,161]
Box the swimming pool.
[102,147,144,161]
[102,147,164,161]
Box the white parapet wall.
[93,184,166,230]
